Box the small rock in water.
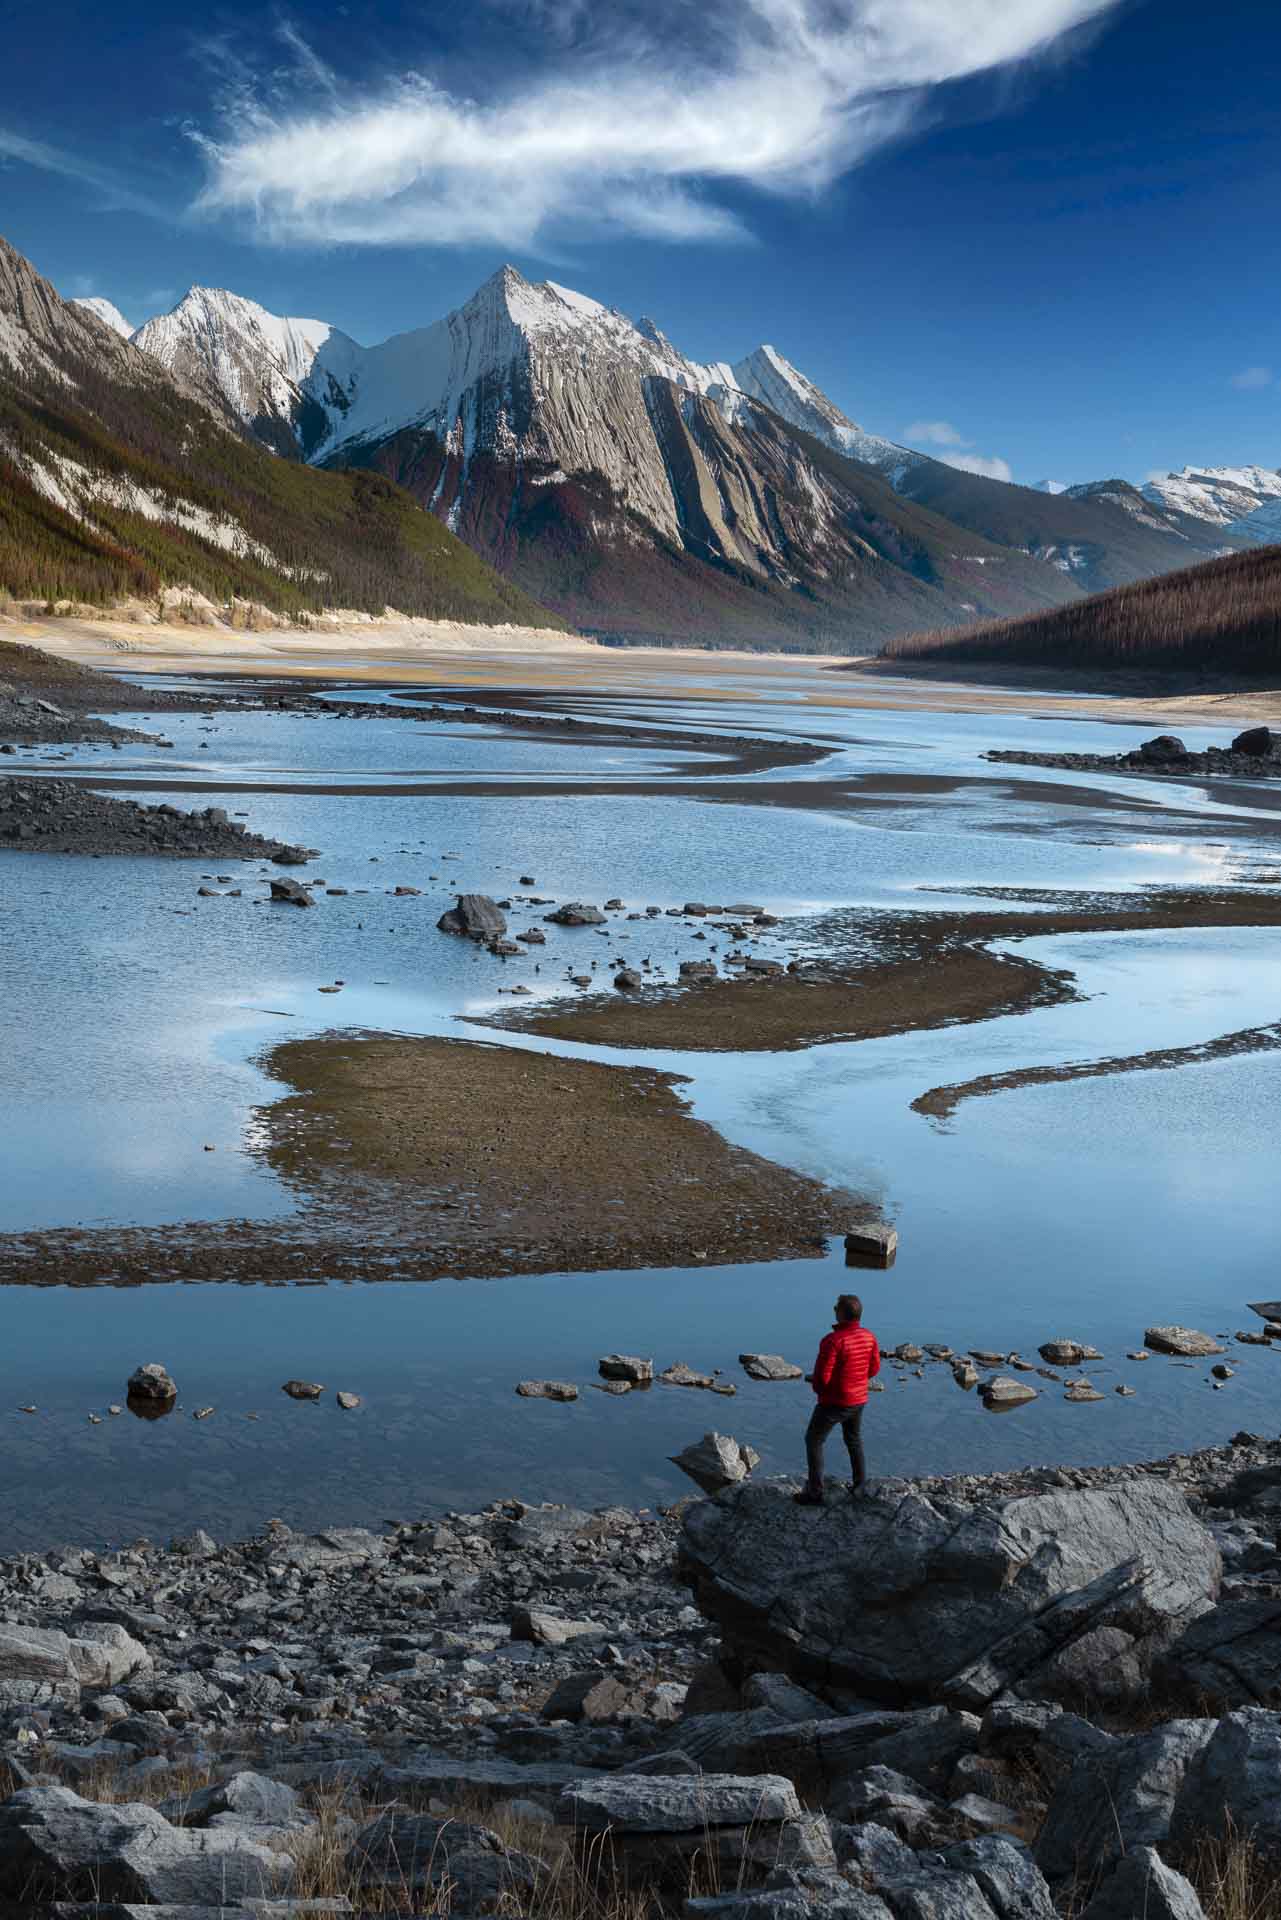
[670,1430,761,1493]
[1116,1384,1136,1396]
[598,1355,654,1384]
[282,1380,324,1400]
[1210,1364,1235,1381]
[659,1362,716,1389]
[336,1391,361,1409]
[844,1221,898,1266]
[981,1376,1038,1412]
[127,1362,177,1405]
[1039,1339,1103,1365]
[269,877,313,907]
[1065,1382,1105,1402]
[739,1353,804,1381]
[192,1406,215,1420]
[952,1360,979,1391]
[1144,1325,1225,1357]
[516,1380,579,1401]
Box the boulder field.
[2,1438,1281,1914]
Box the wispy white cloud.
[0,128,165,218]
[904,419,969,446]
[903,418,1012,481]
[936,449,1014,481]
[192,0,1124,249]
[1231,365,1274,391]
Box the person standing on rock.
[795,1293,880,1505]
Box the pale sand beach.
[13,610,1281,724]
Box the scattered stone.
[547,902,607,926]
[268,877,313,907]
[1144,1327,1226,1357]
[1039,1341,1103,1366]
[438,893,507,937]
[126,1363,176,1406]
[599,1355,654,1384]
[336,1392,361,1410]
[1080,1846,1207,1920]
[516,1380,579,1401]
[981,1377,1038,1411]
[844,1223,898,1265]
[952,1361,979,1391]
[740,1354,805,1381]
[1064,1383,1105,1403]
[1210,1364,1234,1381]
[670,1432,761,1494]
[281,1380,324,1400]
[661,1362,717,1389]
[511,1609,603,1648]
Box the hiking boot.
[792,1489,824,1506]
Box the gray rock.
[614,969,643,991]
[515,1379,579,1400]
[829,1767,945,1846]
[126,1362,176,1404]
[511,1608,602,1648]
[281,1380,323,1400]
[0,1785,291,1903]
[844,1224,898,1265]
[1037,1341,1101,1366]
[980,1378,1037,1411]
[687,1871,894,1919]
[268,877,313,906]
[1080,1847,1206,1920]
[671,1432,762,1494]
[1232,726,1280,758]
[680,1478,1219,1706]
[834,1819,918,1884]
[598,1354,654,1383]
[438,892,507,936]
[1036,1718,1215,1881]
[563,1774,802,1834]
[979,1703,1062,1759]
[546,902,606,925]
[741,1354,806,1381]
[0,1622,151,1704]
[1144,1325,1225,1357]
[167,1771,302,1829]
[1170,1707,1281,1860]
[742,1674,832,1720]
[941,1835,1056,1919]
[346,1810,544,1903]
[1157,1593,1281,1706]
[1140,735,1189,762]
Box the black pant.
[805,1402,865,1494]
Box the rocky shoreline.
[0,780,311,862]
[2,1435,1281,1915]
[986,723,1281,781]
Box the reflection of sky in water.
[2,680,1280,1543]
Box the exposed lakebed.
[1,664,1279,1546]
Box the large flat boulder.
[679,1479,1219,1705]
[0,1785,291,1904]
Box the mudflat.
[489,887,1281,1053]
[0,1032,866,1287]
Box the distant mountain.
[0,235,559,628]
[1228,496,1281,545]
[1141,464,1281,527]
[879,542,1281,678]
[42,253,1264,650]
[71,297,133,339]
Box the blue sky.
[2,0,1277,488]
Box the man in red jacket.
[795,1293,880,1505]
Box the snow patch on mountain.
[1226,496,1281,546]
[72,297,134,339]
[1142,464,1281,527]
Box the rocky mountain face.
[129,266,1084,646]
[1142,464,1281,527]
[0,235,558,629]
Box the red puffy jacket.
[811,1322,881,1407]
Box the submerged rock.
[438,892,507,937]
[740,1354,805,1381]
[126,1362,176,1406]
[1145,1326,1225,1357]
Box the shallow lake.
[2,664,1279,1547]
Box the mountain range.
[1,229,1276,651]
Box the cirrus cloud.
[904,418,1012,481]
[1231,366,1274,391]
[191,0,1124,250]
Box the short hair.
[835,1293,863,1323]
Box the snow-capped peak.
[1141,464,1281,527]
[72,296,133,339]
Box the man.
[795,1293,880,1505]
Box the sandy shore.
[12,611,1279,722]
